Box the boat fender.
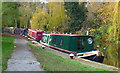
[69,53,74,59]
[32,41,36,44]
[28,38,30,40]
[42,45,46,49]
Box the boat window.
[82,38,85,49]
[38,33,42,36]
[53,38,56,44]
[77,38,80,49]
[60,38,63,45]
[32,32,34,37]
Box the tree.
[47,2,67,33]
[2,2,21,28]
[18,2,42,28]
[30,2,67,33]
[94,2,119,67]
[31,7,48,30]
[64,2,87,33]
[95,2,119,41]
[0,1,2,29]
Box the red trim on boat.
[43,33,93,37]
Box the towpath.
[6,36,43,71]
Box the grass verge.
[28,43,109,71]
[2,36,14,71]
[0,36,2,72]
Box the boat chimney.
[86,31,89,35]
[86,28,90,35]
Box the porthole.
[88,38,93,44]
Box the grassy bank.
[2,36,14,71]
[28,44,108,71]
[0,36,2,71]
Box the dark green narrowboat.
[40,33,99,57]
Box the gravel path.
[6,36,43,71]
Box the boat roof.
[28,29,44,32]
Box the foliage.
[31,7,48,30]
[31,2,67,33]
[18,2,42,28]
[94,2,119,41]
[2,2,21,28]
[0,1,2,29]
[92,2,119,67]
[64,2,87,33]
[47,2,67,33]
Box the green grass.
[0,36,2,71]
[28,44,109,71]
[2,36,14,71]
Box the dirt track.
[6,36,43,71]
